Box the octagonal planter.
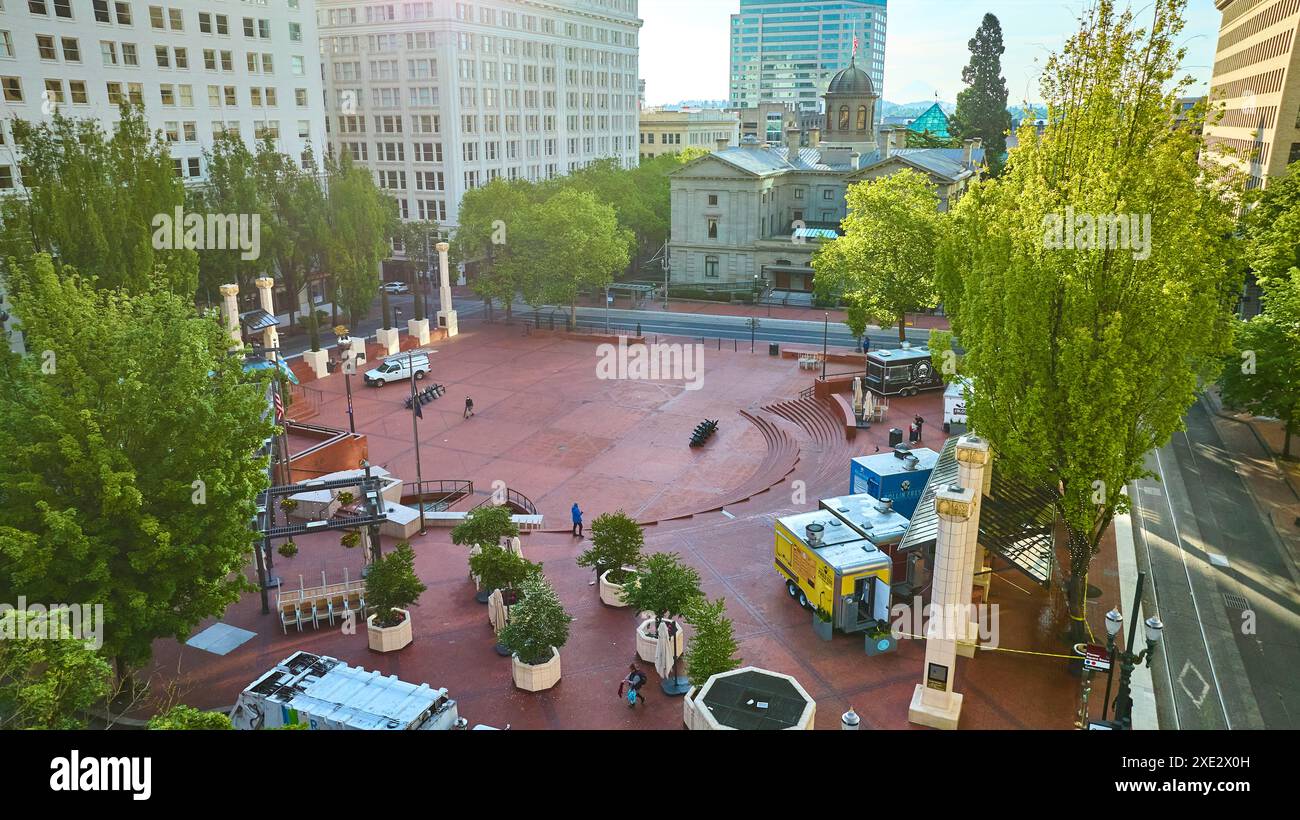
[635,617,685,664]
[683,686,699,730]
[367,609,413,653]
[511,647,562,692]
[599,570,632,608]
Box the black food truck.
[864,346,945,397]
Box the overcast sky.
[639,0,1222,107]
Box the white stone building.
[0,0,327,188]
[317,0,642,231]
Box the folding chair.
[329,593,346,626]
[280,601,300,634]
[347,590,365,620]
[313,597,331,628]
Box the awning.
[239,309,279,333]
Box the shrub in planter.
[684,597,741,689]
[623,552,704,636]
[279,497,299,514]
[499,574,572,667]
[451,505,520,551]
[469,544,540,597]
[365,541,427,629]
[340,530,361,549]
[277,540,299,559]
[336,491,355,508]
[147,704,233,730]
[577,511,643,586]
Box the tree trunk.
[897,313,907,343]
[1062,521,1092,645]
[1284,420,1294,459]
[570,301,577,329]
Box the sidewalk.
[574,293,951,331]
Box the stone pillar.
[436,241,459,337]
[254,277,280,361]
[408,317,430,346]
[219,283,242,351]
[954,435,990,657]
[908,483,975,730]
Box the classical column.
[254,277,280,361]
[908,483,975,730]
[436,241,459,337]
[219,283,242,351]
[954,435,990,658]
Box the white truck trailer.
[230,651,462,730]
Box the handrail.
[469,487,538,516]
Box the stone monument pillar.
[954,435,990,658]
[219,283,242,351]
[254,277,280,361]
[908,483,975,730]
[436,241,458,337]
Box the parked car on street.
[382,282,411,295]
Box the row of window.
[3,31,308,76]
[324,2,636,48]
[25,1,304,41]
[1,76,312,111]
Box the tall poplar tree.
[936,0,1242,642]
[950,14,1012,176]
[323,152,397,326]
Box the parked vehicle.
[382,282,411,295]
[773,509,892,635]
[364,351,430,387]
[864,345,944,397]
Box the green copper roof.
[907,103,951,139]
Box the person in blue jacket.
[571,503,583,537]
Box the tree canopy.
[324,152,397,325]
[950,14,1013,176]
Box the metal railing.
[469,487,539,516]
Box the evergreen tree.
[684,597,742,689]
[950,14,1012,176]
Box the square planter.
[812,614,834,641]
[511,647,562,692]
[302,348,329,380]
[367,609,413,653]
[598,569,632,607]
[864,631,898,656]
[636,617,685,664]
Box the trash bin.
[769,342,780,356]
[889,428,904,448]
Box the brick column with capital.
[219,284,242,351]
[436,241,458,337]
[254,277,280,361]
[908,483,975,730]
[954,434,990,657]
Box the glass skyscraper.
[728,0,887,113]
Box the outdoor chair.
[329,593,346,626]
[313,597,331,628]
[280,601,300,634]
[346,590,365,619]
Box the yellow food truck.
[774,509,892,635]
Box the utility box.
[888,428,903,448]
[849,446,941,519]
[944,377,973,433]
[769,342,780,356]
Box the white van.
[364,351,430,387]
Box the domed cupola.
[824,55,878,141]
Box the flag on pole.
[853,35,859,55]
[273,387,285,423]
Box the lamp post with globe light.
[1100,571,1164,728]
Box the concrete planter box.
[636,617,685,664]
[864,631,898,656]
[376,327,401,356]
[407,317,430,346]
[683,686,699,730]
[367,609,413,653]
[812,614,834,641]
[598,570,632,607]
[302,349,329,380]
[511,647,562,692]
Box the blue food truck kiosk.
[848,446,940,519]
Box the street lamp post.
[1102,571,1164,728]
[336,331,357,435]
[821,312,829,381]
[407,345,427,536]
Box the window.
[37,35,57,60]
[43,79,63,104]
[823,190,834,200]
[857,106,868,131]
[0,166,12,190]
[187,157,200,177]
[149,6,165,29]
[69,80,87,103]
[838,105,849,131]
[100,41,118,65]
[707,218,718,239]
[0,32,12,59]
[705,256,719,278]
[114,3,131,25]
[94,0,110,23]
[122,43,137,65]
[707,194,718,207]
[61,38,79,62]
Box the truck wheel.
[374,379,385,388]
[786,580,799,599]
[797,589,809,609]
[415,370,426,380]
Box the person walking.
[862,335,871,354]
[463,396,474,419]
[571,503,583,537]
[618,664,648,708]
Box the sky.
[638,0,1223,107]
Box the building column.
[219,283,242,351]
[909,483,975,730]
[436,241,458,337]
[254,277,280,361]
[954,434,990,657]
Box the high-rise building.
[0,0,327,188]
[318,0,642,231]
[1203,0,1300,191]
[728,0,886,115]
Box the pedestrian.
[862,336,871,354]
[464,396,474,419]
[618,664,648,708]
[571,502,583,538]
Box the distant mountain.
[882,100,956,118]
[662,100,729,110]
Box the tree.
[0,609,114,729]
[394,220,440,322]
[577,511,644,584]
[190,133,275,304]
[935,0,1242,643]
[813,169,943,342]
[364,541,427,628]
[622,552,704,632]
[450,504,520,549]
[683,597,742,688]
[950,14,1012,176]
[1219,311,1300,457]
[454,178,539,321]
[147,704,233,730]
[498,573,572,666]
[510,188,633,326]
[469,544,541,594]
[0,255,275,673]
[324,152,397,326]
[906,130,961,149]
[254,140,327,329]
[0,105,196,296]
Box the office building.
[639,107,739,160]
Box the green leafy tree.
[0,609,114,729]
[469,544,541,594]
[364,541,427,628]
[324,152,397,326]
[510,188,633,326]
[1219,311,1300,458]
[394,220,440,322]
[498,573,572,666]
[813,169,943,342]
[683,597,741,689]
[0,105,196,296]
[254,140,327,329]
[454,178,538,320]
[906,130,961,149]
[191,133,275,303]
[949,14,1012,176]
[623,552,704,632]
[0,255,274,673]
[577,511,644,585]
[935,0,1242,643]
[450,504,520,549]
[147,704,234,730]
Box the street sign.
[1083,644,1112,673]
